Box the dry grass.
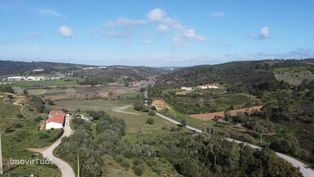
[190,105,263,121]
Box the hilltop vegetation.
[274,66,314,85]
[74,66,163,84]
[0,60,83,75]
[151,59,314,94]
[150,59,314,167]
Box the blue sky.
[0,0,314,66]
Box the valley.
[0,59,313,177]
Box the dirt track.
[190,105,263,121]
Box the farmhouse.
[45,111,65,129]
[181,86,193,91]
[198,84,219,89]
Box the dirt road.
[112,105,140,115]
[156,113,314,177]
[41,115,75,177]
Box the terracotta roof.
[47,111,65,124]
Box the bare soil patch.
[190,105,263,121]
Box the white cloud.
[58,26,73,38]
[147,8,166,21]
[173,28,206,44]
[156,24,169,33]
[259,26,270,39]
[106,17,147,27]
[211,11,224,17]
[148,8,206,44]
[104,8,206,45]
[31,8,65,18]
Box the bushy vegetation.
[0,85,14,93]
[28,95,46,113]
[150,59,314,167]
[56,111,302,177]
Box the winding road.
[41,115,75,177]
[155,112,314,177]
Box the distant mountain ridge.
[0,60,86,75]
[0,60,166,81]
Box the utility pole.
[0,133,3,175]
[77,154,80,177]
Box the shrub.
[133,165,144,176]
[39,133,50,139]
[120,159,130,169]
[17,113,24,118]
[148,110,156,116]
[113,155,123,163]
[146,118,154,125]
[132,159,142,166]
[34,116,43,122]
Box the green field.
[52,99,172,135]
[13,78,77,89]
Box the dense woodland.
[56,111,302,177]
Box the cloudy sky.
[0,0,314,66]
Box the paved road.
[156,113,314,177]
[41,115,75,177]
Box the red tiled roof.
[47,111,65,124]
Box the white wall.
[45,122,64,129]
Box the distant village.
[1,68,65,83]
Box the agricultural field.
[28,85,140,101]
[51,99,172,135]
[13,78,78,89]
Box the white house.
[45,111,65,129]
[181,86,193,91]
[198,84,219,89]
